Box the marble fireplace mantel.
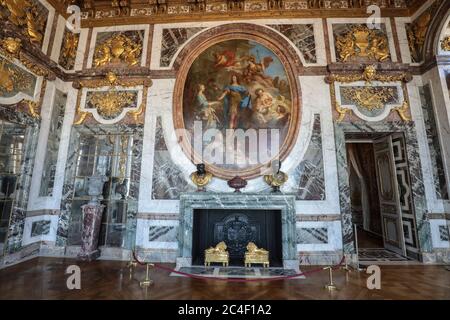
[177,192,298,270]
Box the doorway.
[346,132,419,263]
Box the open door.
[373,136,406,256]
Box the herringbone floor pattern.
[0,257,449,299]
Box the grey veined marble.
[268,24,317,64]
[151,117,195,199]
[177,192,298,270]
[292,114,325,200]
[160,27,205,67]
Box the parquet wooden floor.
[0,257,449,299]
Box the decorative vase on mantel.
[227,176,247,193]
[78,175,108,261]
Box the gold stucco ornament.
[190,163,213,191]
[2,37,22,55]
[341,86,396,111]
[0,0,46,44]
[0,60,14,92]
[93,33,142,67]
[87,91,136,119]
[336,25,390,62]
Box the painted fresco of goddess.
[217,75,252,129]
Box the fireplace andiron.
[244,242,270,268]
[204,241,229,267]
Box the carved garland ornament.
[335,25,390,62]
[93,33,142,68]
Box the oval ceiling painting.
[176,38,299,179]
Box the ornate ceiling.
[48,0,426,26]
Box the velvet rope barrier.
[132,251,346,283]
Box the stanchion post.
[126,252,138,279]
[323,266,338,291]
[140,263,155,288]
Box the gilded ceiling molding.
[69,0,424,27]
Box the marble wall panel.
[160,27,205,67]
[419,85,449,199]
[291,114,325,200]
[151,117,195,200]
[297,227,328,244]
[31,220,51,237]
[268,24,316,63]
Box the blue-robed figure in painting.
[217,75,252,129]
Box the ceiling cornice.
[45,0,429,27]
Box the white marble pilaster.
[27,79,78,212]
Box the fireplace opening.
[192,209,283,267]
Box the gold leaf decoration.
[87,91,136,119]
[341,86,396,111]
[93,33,142,68]
[441,36,450,52]
[0,37,50,77]
[59,30,79,70]
[0,57,34,95]
[0,0,47,45]
[326,65,410,85]
[335,25,390,62]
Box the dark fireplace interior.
[192,209,283,267]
